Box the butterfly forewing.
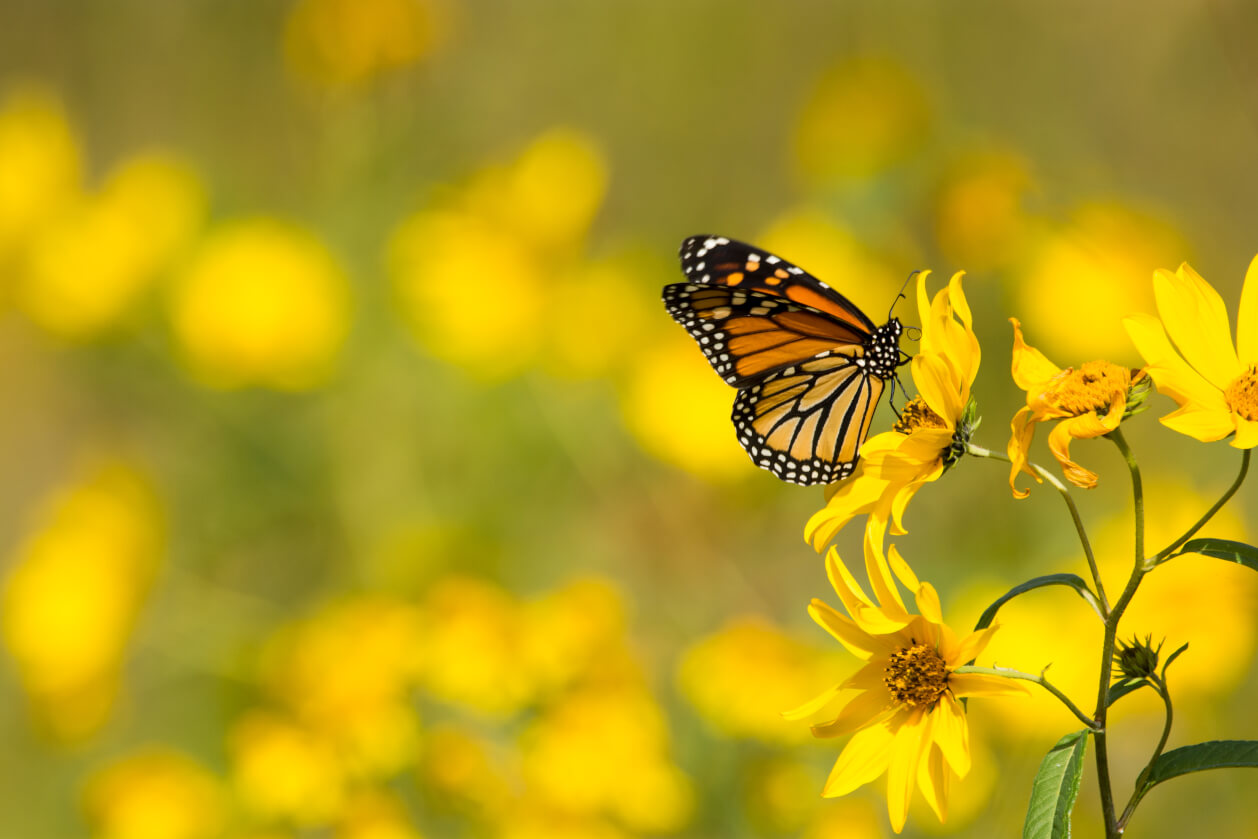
[662,283,870,387]
[665,235,906,486]
[679,235,879,334]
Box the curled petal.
[1007,406,1040,498]
[1046,418,1100,489]
[1009,318,1060,391]
[1232,416,1258,449]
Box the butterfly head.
[867,317,907,379]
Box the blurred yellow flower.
[337,790,425,839]
[520,684,694,834]
[677,616,848,745]
[419,725,513,819]
[619,334,749,481]
[795,56,931,183]
[785,539,1024,833]
[284,0,441,88]
[391,209,545,378]
[519,577,628,696]
[19,153,205,338]
[1016,202,1186,360]
[1125,255,1258,447]
[1007,319,1147,496]
[542,257,653,380]
[807,271,978,549]
[83,748,224,839]
[231,711,346,826]
[1,462,162,741]
[390,129,607,380]
[934,149,1033,269]
[170,218,351,390]
[261,597,424,776]
[419,576,535,715]
[0,85,81,259]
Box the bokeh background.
[1,1,1257,837]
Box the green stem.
[954,665,1098,730]
[966,442,1109,613]
[1093,428,1146,839]
[1150,448,1251,566]
[1116,673,1174,831]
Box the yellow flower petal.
[885,710,929,833]
[1009,318,1061,391]
[781,681,846,721]
[948,672,1031,698]
[811,688,898,739]
[945,624,1001,666]
[1046,415,1104,489]
[912,580,942,626]
[1231,416,1258,449]
[1159,401,1238,442]
[932,694,971,777]
[1153,264,1241,390]
[914,269,934,332]
[1238,254,1258,364]
[822,721,897,798]
[916,745,950,824]
[807,600,887,659]
[806,473,890,551]
[912,353,963,425]
[1007,406,1040,498]
[1124,313,1227,409]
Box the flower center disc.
[1046,360,1131,415]
[893,396,948,434]
[1225,366,1258,421]
[884,643,949,708]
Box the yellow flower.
[170,218,351,390]
[83,748,225,839]
[1,462,163,741]
[676,616,850,745]
[1016,202,1186,361]
[1007,319,1147,496]
[806,271,978,549]
[785,533,1024,833]
[0,85,81,258]
[795,56,930,183]
[20,152,205,338]
[1124,256,1258,447]
[283,0,442,89]
[230,711,346,826]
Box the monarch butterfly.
[662,235,909,486]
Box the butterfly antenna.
[887,270,921,321]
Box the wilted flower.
[1007,319,1148,496]
[1125,256,1258,448]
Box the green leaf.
[1106,677,1148,707]
[975,575,1100,632]
[1023,729,1089,839]
[1145,740,1258,788]
[1173,538,1258,570]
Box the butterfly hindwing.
[732,353,886,485]
[679,235,879,334]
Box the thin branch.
[953,664,1098,730]
[1151,448,1251,566]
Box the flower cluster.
[789,250,1258,833]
